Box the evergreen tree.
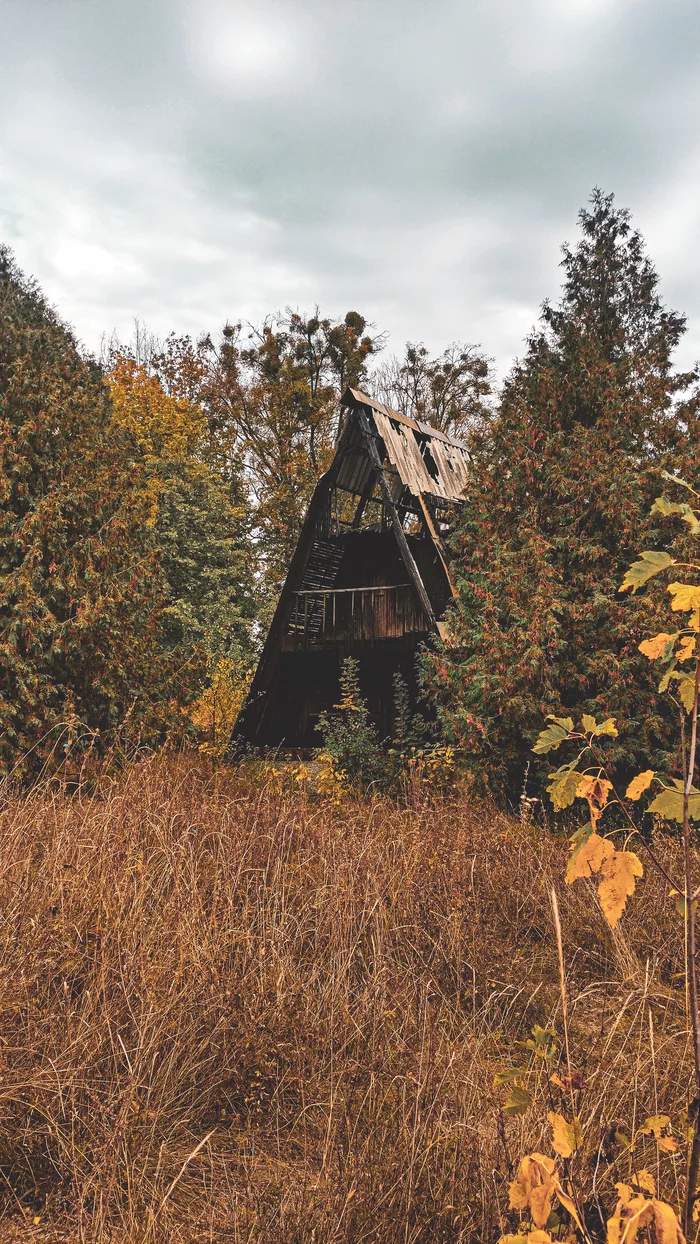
[425,191,700,796]
[0,249,180,769]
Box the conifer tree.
[0,249,181,768]
[426,191,700,795]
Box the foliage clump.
[0,248,179,768]
[425,190,700,797]
[316,656,385,788]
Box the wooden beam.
[351,468,378,528]
[355,406,439,633]
[417,494,459,600]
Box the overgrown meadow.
[0,757,692,1243]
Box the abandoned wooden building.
[233,386,470,750]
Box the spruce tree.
[425,191,700,796]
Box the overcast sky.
[2,0,700,377]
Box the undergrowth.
[0,756,692,1241]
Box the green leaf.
[546,764,583,811]
[501,1084,533,1115]
[493,1067,529,1087]
[620,550,674,593]
[532,715,574,754]
[648,778,700,823]
[570,823,593,848]
[677,675,696,713]
[659,663,677,693]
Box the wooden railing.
[284,584,427,646]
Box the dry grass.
[0,756,692,1241]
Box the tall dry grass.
[0,757,691,1241]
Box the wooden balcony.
[282,584,428,648]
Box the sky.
[2,0,700,378]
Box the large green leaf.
[620,550,674,594]
[502,1084,533,1115]
[546,764,583,811]
[532,716,574,754]
[493,1067,529,1086]
[648,778,700,822]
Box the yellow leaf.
[639,632,677,660]
[576,774,613,827]
[508,1154,557,1229]
[668,582,700,613]
[582,713,598,732]
[651,1198,685,1244]
[639,1114,671,1139]
[547,1111,582,1158]
[631,1170,656,1195]
[677,635,697,661]
[657,1135,679,1153]
[565,831,615,884]
[598,850,643,929]
[527,1234,553,1244]
[607,1186,655,1244]
[626,770,655,800]
[677,675,696,712]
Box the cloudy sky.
[2,0,700,376]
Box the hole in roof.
[414,432,440,482]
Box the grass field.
[0,757,691,1241]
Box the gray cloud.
[2,0,700,377]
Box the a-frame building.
[233,387,470,750]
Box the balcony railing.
[284,584,427,646]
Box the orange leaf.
[565,831,615,884]
[626,770,655,800]
[576,774,613,827]
[598,850,643,929]
[639,632,677,660]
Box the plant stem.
[683,655,700,1237]
[550,887,575,1118]
[588,743,681,892]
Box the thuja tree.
[425,190,700,797]
[0,250,179,769]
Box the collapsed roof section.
[336,387,470,505]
